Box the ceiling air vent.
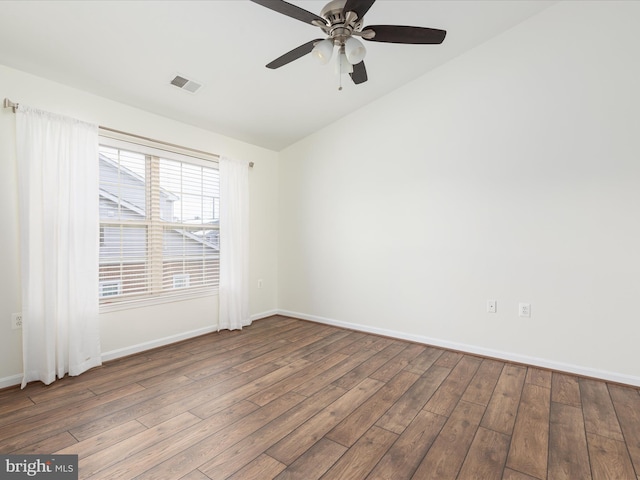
[170,75,202,94]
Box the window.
[99,136,220,306]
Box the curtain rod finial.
[3,98,18,112]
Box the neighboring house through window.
[99,280,122,297]
[98,135,220,306]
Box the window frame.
[98,131,220,312]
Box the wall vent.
[170,75,202,94]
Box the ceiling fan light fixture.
[311,38,334,65]
[344,36,366,64]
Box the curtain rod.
[3,98,253,168]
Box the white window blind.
[98,138,220,307]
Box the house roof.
[0,1,555,151]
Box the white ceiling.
[0,1,555,151]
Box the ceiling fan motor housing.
[319,0,364,45]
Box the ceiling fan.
[250,0,447,87]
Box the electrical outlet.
[11,313,23,329]
[487,300,497,313]
[519,303,531,317]
[257,279,263,289]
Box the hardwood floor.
[1,315,639,479]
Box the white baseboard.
[101,325,218,362]
[102,310,280,362]
[101,311,280,362]
[0,374,23,390]
[251,309,279,322]
[277,309,640,387]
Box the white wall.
[278,1,640,385]
[0,65,279,386]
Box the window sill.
[99,287,218,313]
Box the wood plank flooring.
[1,315,640,479]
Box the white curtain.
[218,156,250,331]
[16,105,101,388]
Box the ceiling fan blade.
[350,61,368,85]
[250,0,326,26]
[343,0,376,20]
[362,25,447,44]
[266,39,323,69]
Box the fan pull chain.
[338,51,343,91]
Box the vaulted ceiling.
[0,1,555,150]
